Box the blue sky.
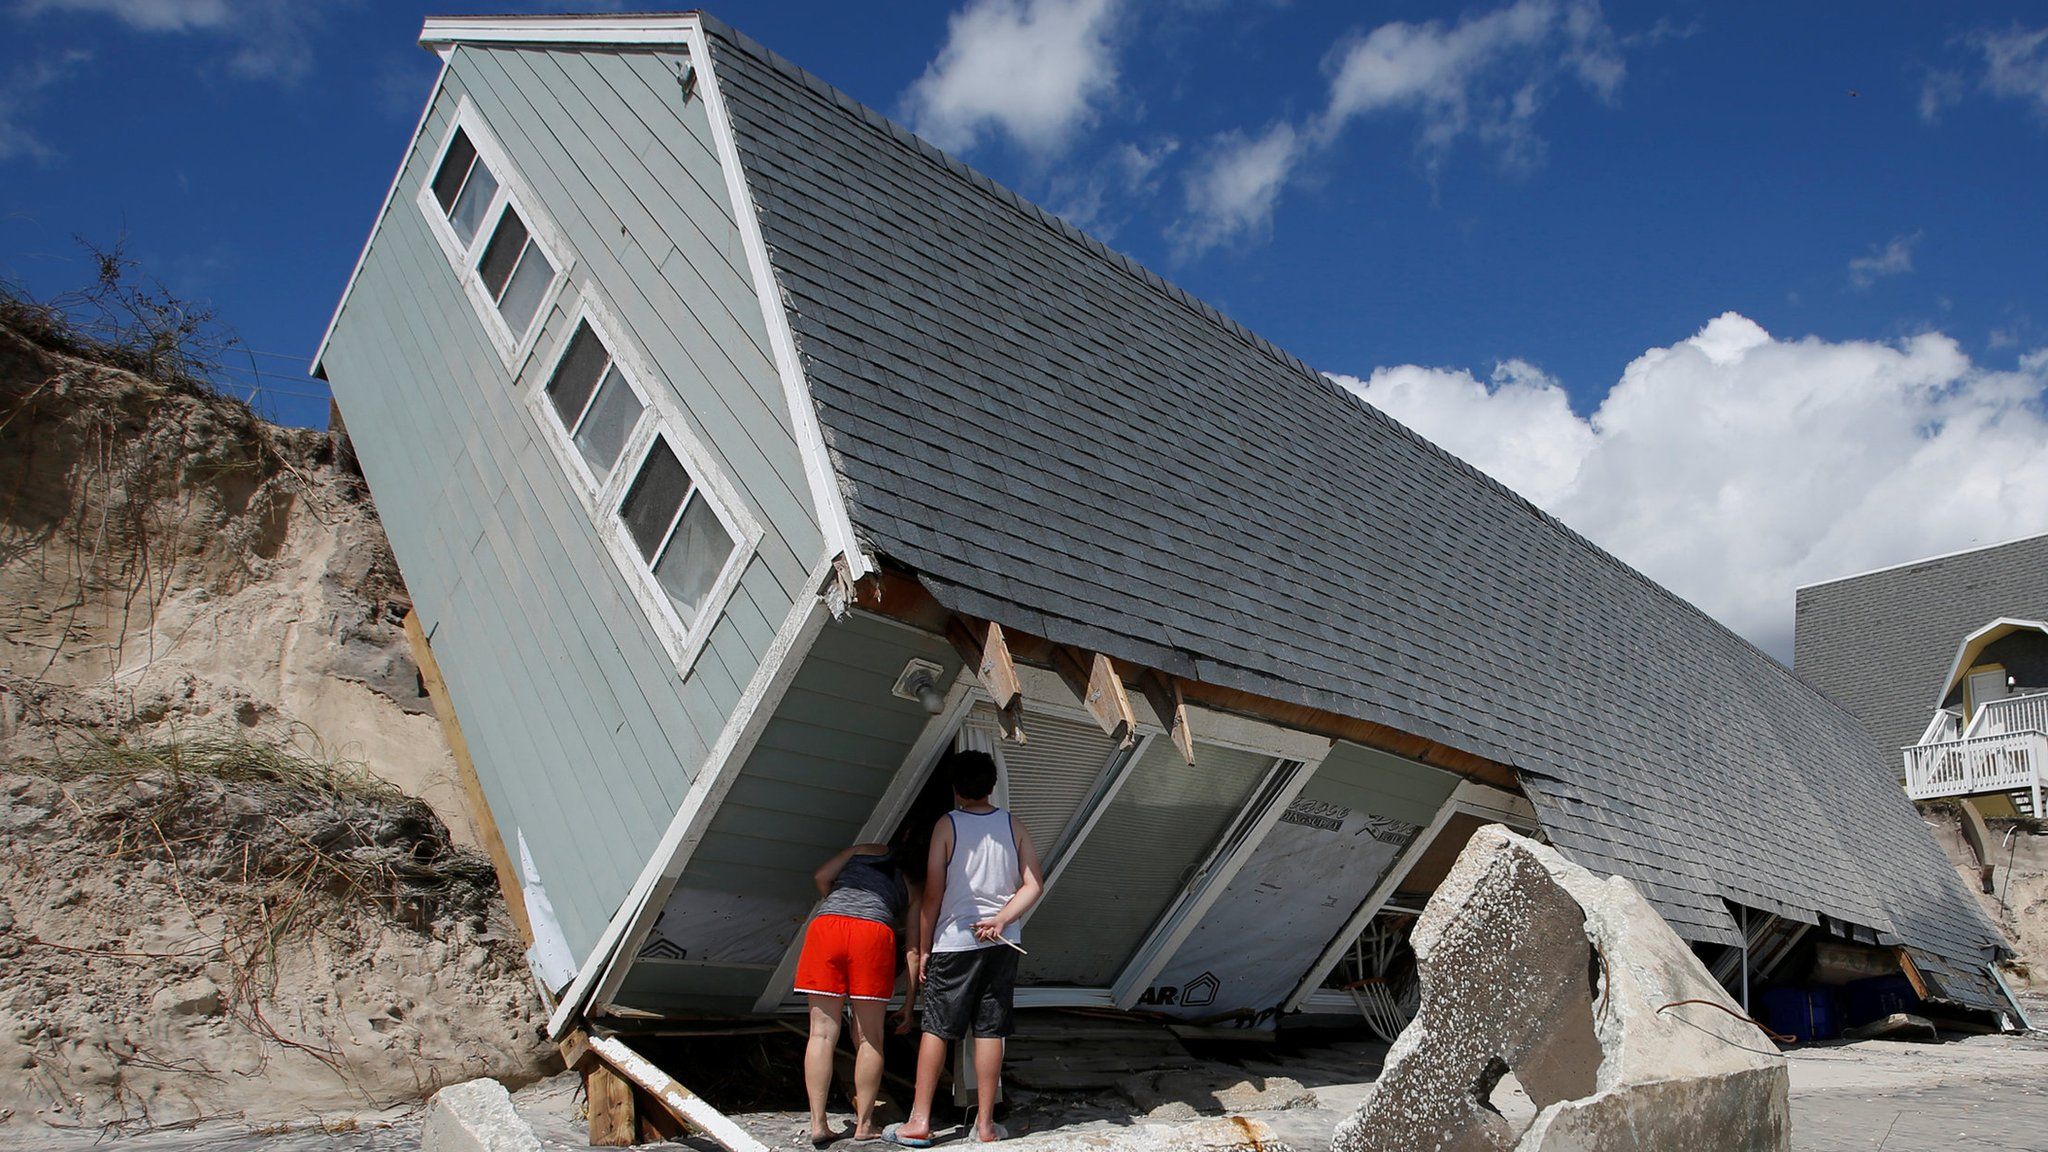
[3,0,2046,657]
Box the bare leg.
[898,1032,948,1140]
[805,995,846,1142]
[848,1000,889,1138]
[972,1036,1004,1141]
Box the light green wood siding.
[318,43,824,962]
[616,612,961,1015]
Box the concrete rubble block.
[422,1078,542,1152]
[1334,826,1788,1152]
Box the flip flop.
[971,1124,1010,1143]
[881,1123,934,1148]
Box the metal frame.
[1109,754,1319,1008]
[1283,780,1536,1014]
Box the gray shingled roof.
[703,18,2010,1009]
[1795,535,2048,758]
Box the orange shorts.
[794,914,897,1001]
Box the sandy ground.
[0,319,550,1137]
[4,1032,2040,1151]
[1927,809,2048,1008]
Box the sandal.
[881,1123,934,1148]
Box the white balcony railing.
[1903,729,2047,808]
[1969,691,2048,739]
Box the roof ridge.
[702,13,1861,730]
[1794,529,2048,592]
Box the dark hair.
[944,749,999,802]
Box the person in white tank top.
[885,750,1044,1147]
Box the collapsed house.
[310,11,2019,1043]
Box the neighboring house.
[313,12,2017,1037]
[1796,535,2048,818]
[1796,532,2048,758]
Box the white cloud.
[21,0,230,31]
[1333,358,1594,505]
[1925,24,2048,123]
[1319,0,1617,163]
[19,0,328,83]
[0,49,89,163]
[1170,123,1299,255]
[1045,135,1177,236]
[1176,0,1625,253]
[1976,24,2048,117]
[1847,232,1919,290]
[1332,312,2048,660]
[903,0,1122,156]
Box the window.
[428,128,497,246]
[543,321,645,480]
[529,293,757,674]
[617,438,736,624]
[417,100,566,366]
[477,207,555,339]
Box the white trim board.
[683,19,872,583]
[1934,617,2048,710]
[548,555,836,1038]
[421,15,700,48]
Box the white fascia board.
[309,50,451,377]
[419,14,700,49]
[547,555,836,1038]
[684,21,875,582]
[1935,617,2048,709]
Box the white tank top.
[933,807,1024,953]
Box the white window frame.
[415,95,571,370]
[528,289,655,503]
[529,285,761,677]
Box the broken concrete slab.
[1334,825,1788,1152]
[422,1078,541,1152]
[1843,1013,1939,1042]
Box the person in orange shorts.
[794,832,923,1146]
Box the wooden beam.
[559,1028,596,1073]
[585,1061,638,1147]
[1175,680,1522,793]
[1894,947,1931,1002]
[1135,670,1196,765]
[403,610,533,945]
[1052,647,1137,747]
[588,1034,771,1152]
[945,616,1026,742]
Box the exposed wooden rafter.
[850,567,1522,793]
[1051,646,1138,747]
[1136,669,1196,765]
[946,616,1027,742]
